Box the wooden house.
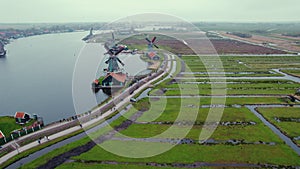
[14,112,30,124]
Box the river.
[0,32,147,124]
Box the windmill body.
[145,36,160,60]
[92,42,128,95]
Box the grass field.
[65,101,300,167]
[0,116,35,137]
[257,107,300,145]
[280,69,300,77]
[57,163,202,169]
[150,55,300,96]
[119,107,280,142]
[181,55,300,71]
[71,141,300,166]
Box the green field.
[150,55,300,96]
[181,56,300,72]
[280,69,300,77]
[119,106,281,142]
[60,100,300,167]
[257,107,300,145]
[0,116,35,137]
[71,141,300,166]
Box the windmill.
[145,36,160,60]
[92,32,140,94]
[104,46,125,72]
[145,36,159,50]
[104,32,128,55]
[82,27,94,41]
[91,42,128,94]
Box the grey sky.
[0,0,299,23]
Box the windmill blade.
[105,49,114,56]
[152,36,157,43]
[115,47,124,56]
[104,43,110,51]
[117,57,125,66]
[145,37,151,43]
[105,58,110,64]
[154,44,159,49]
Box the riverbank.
[0,52,170,168]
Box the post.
[38,124,41,130]
[18,131,21,137]
[4,137,6,143]
[14,139,19,154]
[25,128,27,134]
[11,134,14,140]
[32,127,35,132]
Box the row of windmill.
[92,32,160,95]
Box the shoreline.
[0,52,170,167]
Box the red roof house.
[147,51,160,60]
[102,72,127,87]
[108,72,127,83]
[14,112,30,124]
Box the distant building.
[14,112,30,124]
[147,51,160,60]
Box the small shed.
[14,112,30,124]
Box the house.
[0,130,4,139]
[102,72,127,86]
[147,51,160,60]
[14,112,31,124]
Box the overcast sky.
[0,0,299,23]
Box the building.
[14,112,31,124]
[147,51,160,60]
[102,72,127,86]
